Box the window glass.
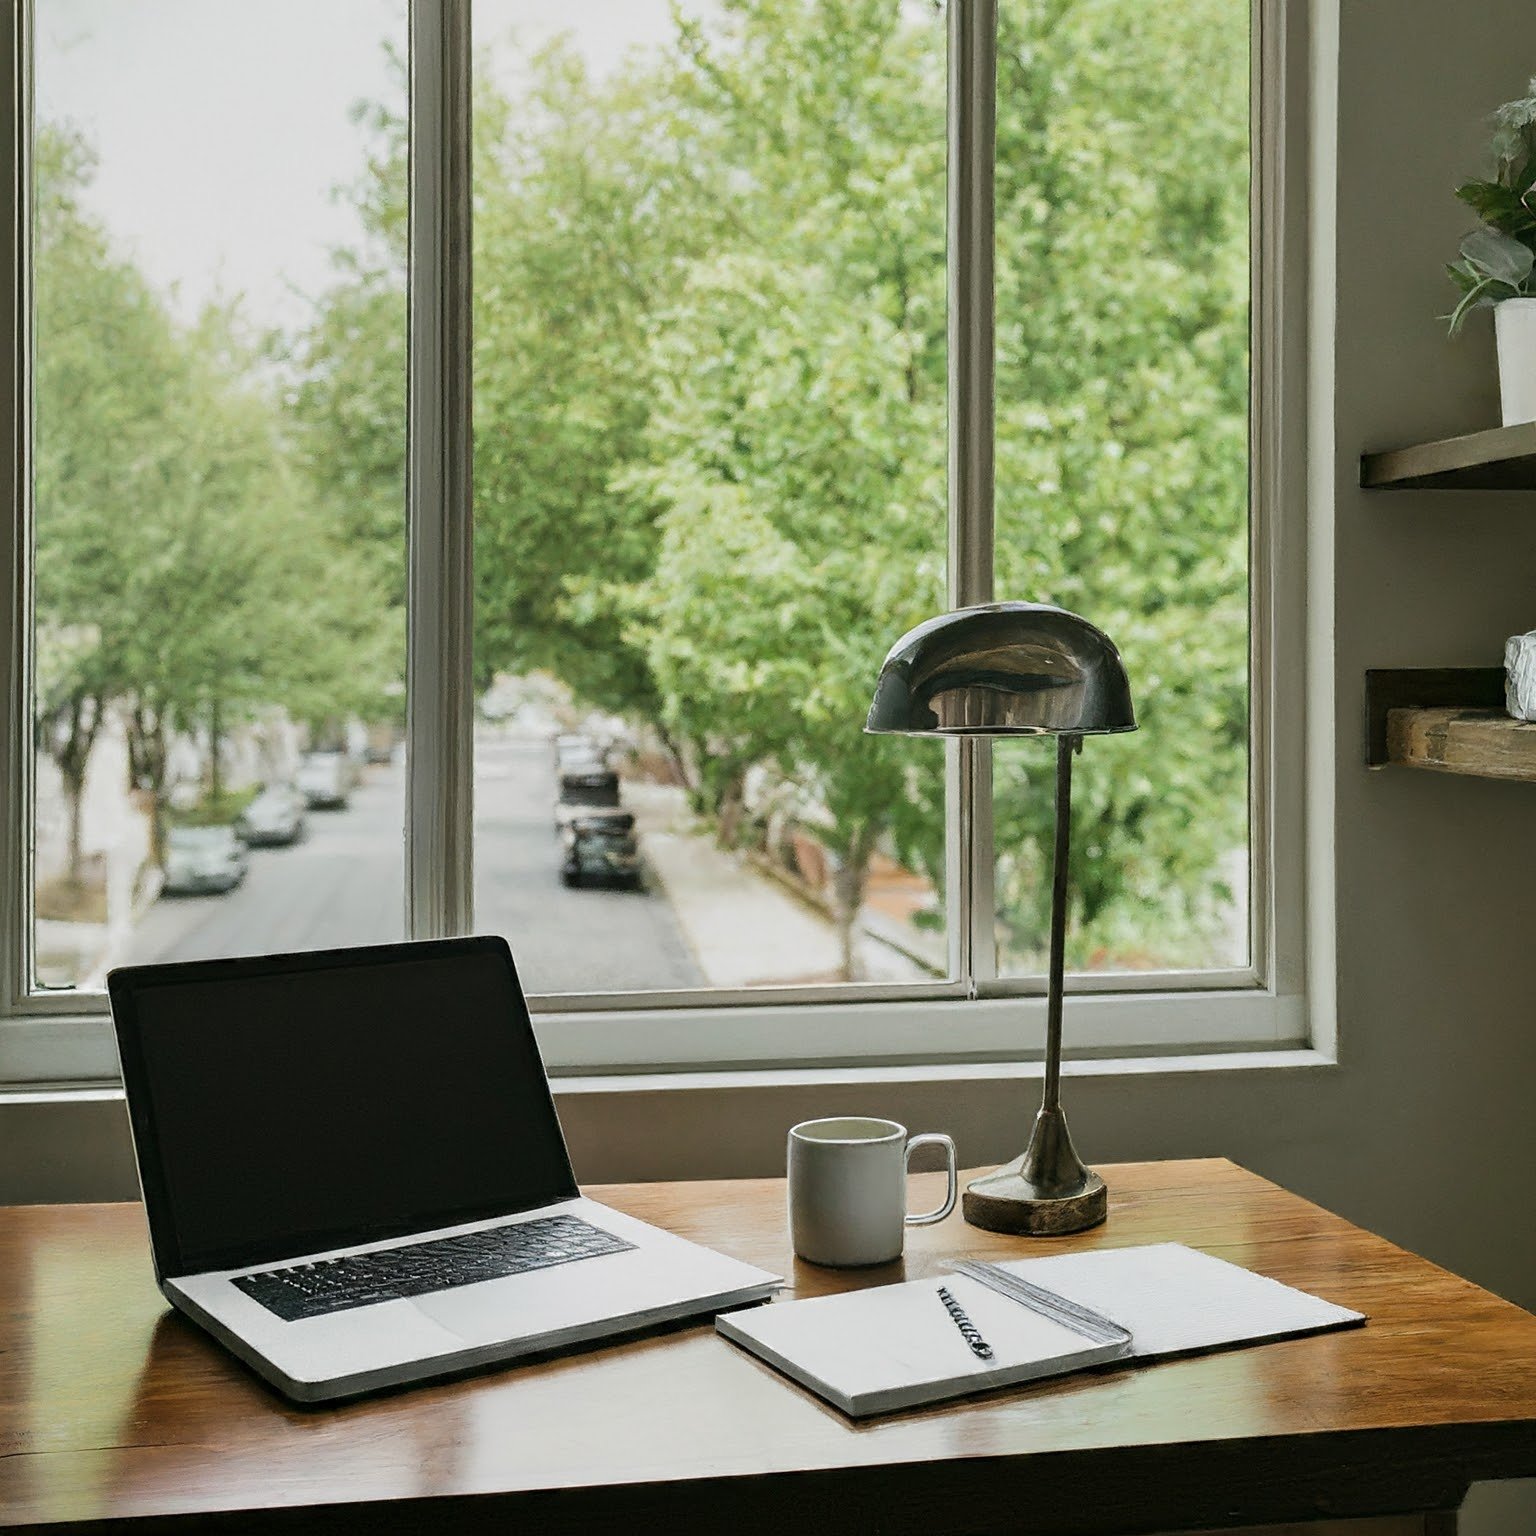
[468,0,950,995]
[20,0,1258,1017]
[31,0,408,988]
[991,0,1252,976]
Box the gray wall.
[4,0,1536,1528]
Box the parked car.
[162,824,249,895]
[296,751,354,810]
[237,784,307,847]
[555,766,621,830]
[554,733,606,775]
[561,812,642,889]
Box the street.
[125,736,703,994]
[473,735,702,993]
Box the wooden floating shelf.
[1385,706,1536,782]
[1365,664,1536,781]
[1364,667,1506,767]
[1360,420,1536,489]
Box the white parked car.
[237,784,307,847]
[163,825,249,896]
[554,733,607,775]
[295,752,353,810]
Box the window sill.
[1,985,1306,1086]
[0,1045,1336,1109]
[548,1046,1336,1094]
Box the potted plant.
[1448,78,1536,425]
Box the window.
[467,1,949,996]
[989,0,1253,984]
[28,0,409,997]
[1,0,1305,1084]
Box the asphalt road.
[125,738,703,994]
[125,765,407,966]
[473,735,702,993]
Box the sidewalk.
[630,782,929,988]
[643,827,844,987]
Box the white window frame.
[0,0,1317,1087]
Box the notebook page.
[1000,1241,1363,1359]
[717,1271,1127,1415]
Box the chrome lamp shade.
[866,602,1136,1236]
[866,601,1135,738]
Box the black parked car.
[561,812,642,889]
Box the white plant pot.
[1495,297,1536,427]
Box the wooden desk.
[4,1159,1535,1535]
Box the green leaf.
[1455,179,1536,238]
[1447,271,1497,336]
[1459,225,1535,287]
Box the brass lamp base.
[961,1107,1108,1236]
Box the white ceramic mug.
[787,1116,958,1267]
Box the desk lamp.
[865,601,1136,1235]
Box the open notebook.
[717,1241,1363,1417]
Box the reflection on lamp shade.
[864,601,1136,738]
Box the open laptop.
[108,935,780,1403]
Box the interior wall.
[4,0,1536,1527]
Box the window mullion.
[948,0,998,991]
[405,0,474,940]
[1,0,33,1015]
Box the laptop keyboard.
[232,1214,636,1322]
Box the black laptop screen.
[112,939,579,1276]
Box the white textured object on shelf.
[1504,631,1536,721]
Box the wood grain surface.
[3,1159,1535,1535]
[1385,706,1536,783]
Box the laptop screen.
[110,937,579,1276]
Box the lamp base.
[962,1164,1106,1235]
[961,1106,1108,1236]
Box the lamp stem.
[963,729,1104,1232]
[1042,734,1075,1115]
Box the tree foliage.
[284,0,1251,974]
[34,127,399,868]
[609,0,951,968]
[986,0,1250,964]
[86,0,1250,974]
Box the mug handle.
[903,1132,958,1226]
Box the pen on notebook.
[937,1285,993,1360]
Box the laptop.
[107,935,781,1403]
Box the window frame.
[0,0,1312,1086]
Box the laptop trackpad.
[405,1242,654,1343]
[407,1284,534,1342]
[405,1267,625,1342]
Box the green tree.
[987,0,1250,965]
[296,0,1252,976]
[285,90,409,618]
[611,0,1247,971]
[628,253,946,973]
[35,124,401,872]
[610,0,949,974]
[470,40,725,717]
[120,305,400,839]
[33,127,187,881]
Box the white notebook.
[717,1242,1364,1417]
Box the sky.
[36,0,703,330]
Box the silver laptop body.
[109,936,779,1403]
